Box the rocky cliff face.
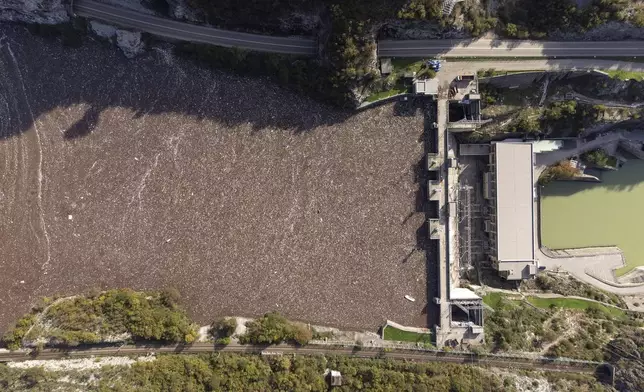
[90,21,145,58]
[166,0,202,23]
[0,0,69,24]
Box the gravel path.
[0,26,428,333]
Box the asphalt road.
[74,0,317,55]
[0,343,601,373]
[74,0,644,59]
[378,38,644,58]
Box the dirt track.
[0,26,427,333]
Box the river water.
[540,160,644,275]
[0,25,428,332]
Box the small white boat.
[404,295,416,302]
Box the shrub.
[2,314,36,350]
[538,161,580,185]
[210,318,237,340]
[581,149,612,167]
[416,67,436,80]
[5,289,198,348]
[239,312,311,345]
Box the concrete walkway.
[535,132,623,167]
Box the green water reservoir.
[540,160,644,276]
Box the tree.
[539,161,580,184]
[210,317,237,340]
[505,23,518,37]
[581,149,612,167]
[238,312,312,345]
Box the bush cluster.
[238,312,312,345]
[0,353,513,391]
[498,0,628,39]
[2,288,198,349]
[539,161,581,185]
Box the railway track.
[0,343,605,374]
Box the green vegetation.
[498,0,628,39]
[605,69,644,82]
[209,317,237,345]
[365,58,436,103]
[541,100,618,137]
[508,110,541,134]
[523,273,626,308]
[364,86,408,102]
[396,0,442,21]
[607,326,644,391]
[539,161,580,185]
[477,69,544,78]
[186,0,317,34]
[238,312,312,345]
[2,289,198,349]
[484,295,552,352]
[525,297,626,319]
[482,292,504,309]
[391,58,425,73]
[2,314,36,351]
[542,100,579,130]
[582,148,617,167]
[382,326,432,344]
[485,292,644,362]
[0,352,520,392]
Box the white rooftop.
[414,78,439,95]
[503,139,563,154]
[450,287,481,301]
[494,142,535,262]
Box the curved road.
[378,38,644,58]
[75,1,644,59]
[74,0,317,55]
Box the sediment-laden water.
[0,26,427,332]
[541,160,644,276]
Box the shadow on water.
[420,98,439,329]
[64,105,101,139]
[541,160,644,198]
[0,24,358,140]
[6,22,635,140]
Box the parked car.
[427,59,441,72]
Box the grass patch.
[483,292,506,309]
[390,58,426,73]
[604,69,644,81]
[525,297,626,319]
[365,86,409,102]
[383,326,432,344]
[478,69,545,77]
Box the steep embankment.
[0,0,69,24]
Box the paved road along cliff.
[74,0,317,55]
[378,38,644,58]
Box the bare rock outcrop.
[90,20,145,58]
[0,0,69,24]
